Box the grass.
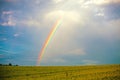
[0,64,120,80]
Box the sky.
[0,0,120,66]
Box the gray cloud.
[82,60,98,65]
[0,0,119,65]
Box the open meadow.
[0,64,120,80]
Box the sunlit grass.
[0,64,120,80]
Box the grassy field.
[0,64,120,80]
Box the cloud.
[14,33,19,37]
[68,48,86,55]
[42,58,66,64]
[0,37,7,41]
[83,0,120,5]
[2,11,13,15]
[2,38,7,41]
[41,9,83,57]
[0,11,16,26]
[37,1,120,64]
[5,0,19,3]
[1,21,16,26]
[96,13,104,16]
[52,0,64,3]
[82,60,98,65]
[87,19,120,41]
[20,19,41,27]
[0,0,119,65]
[0,49,15,54]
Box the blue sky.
[0,0,120,66]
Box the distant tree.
[0,64,2,66]
[9,63,12,66]
[15,64,18,66]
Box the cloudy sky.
[0,0,120,66]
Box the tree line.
[0,63,18,66]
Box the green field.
[0,64,120,80]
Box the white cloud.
[20,19,41,27]
[52,0,64,3]
[14,33,19,37]
[95,8,105,17]
[92,0,109,5]
[84,0,120,5]
[1,11,16,26]
[44,10,83,30]
[42,10,83,57]
[1,21,16,26]
[96,12,104,16]
[2,11,13,15]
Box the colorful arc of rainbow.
[37,17,62,66]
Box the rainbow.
[37,17,62,66]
